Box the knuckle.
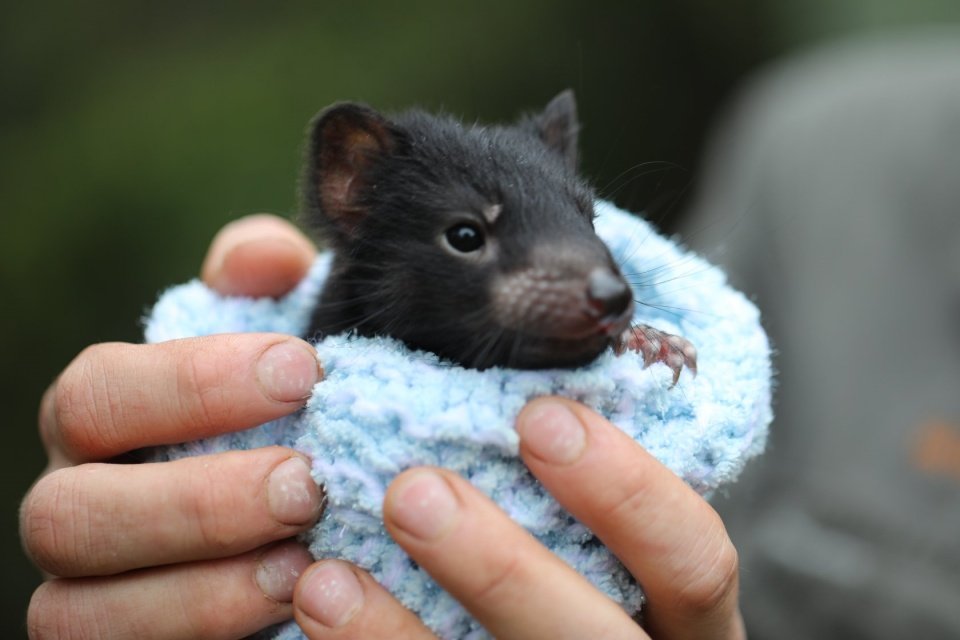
[55,344,128,460]
[175,563,251,638]
[28,580,112,640]
[173,342,231,429]
[27,581,81,640]
[27,581,60,639]
[597,464,656,521]
[673,535,740,616]
[179,461,243,552]
[467,546,525,607]
[21,469,85,576]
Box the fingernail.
[517,400,586,464]
[388,470,458,541]
[268,456,322,525]
[257,340,321,402]
[256,543,314,603]
[299,560,364,628]
[204,216,284,283]
[212,236,310,298]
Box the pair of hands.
[21,215,744,639]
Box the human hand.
[21,214,326,639]
[290,398,745,640]
[23,213,744,639]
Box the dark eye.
[444,223,485,253]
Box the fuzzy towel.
[145,200,772,639]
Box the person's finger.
[21,447,322,578]
[201,213,317,298]
[516,398,743,640]
[293,560,437,640]
[40,334,322,463]
[384,468,648,640]
[26,541,312,640]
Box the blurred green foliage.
[3,0,958,636]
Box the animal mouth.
[591,300,635,337]
[491,332,614,369]
[498,301,635,368]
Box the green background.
[3,1,957,636]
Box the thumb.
[201,214,317,298]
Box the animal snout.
[586,268,633,320]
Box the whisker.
[596,161,684,201]
[633,299,717,320]
[471,326,507,369]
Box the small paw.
[614,324,697,385]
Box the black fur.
[302,91,625,369]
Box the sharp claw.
[685,352,698,379]
[671,366,681,387]
[612,335,627,356]
[614,324,697,386]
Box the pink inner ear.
[319,128,385,211]
[313,108,396,236]
[321,169,355,212]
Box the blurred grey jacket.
[682,29,960,639]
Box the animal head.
[303,91,634,369]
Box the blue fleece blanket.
[145,201,772,639]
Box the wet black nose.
[586,268,632,318]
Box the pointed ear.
[303,102,397,238]
[530,89,580,171]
